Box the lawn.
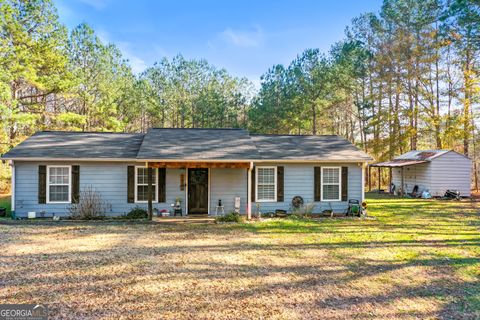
[0,194,478,319]
[0,194,10,217]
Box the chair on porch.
[215,199,225,216]
[234,197,241,214]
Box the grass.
[0,194,11,218]
[0,193,478,319]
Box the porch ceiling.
[147,161,251,169]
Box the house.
[371,150,472,197]
[1,129,373,218]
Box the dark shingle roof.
[136,128,259,160]
[1,131,144,159]
[2,129,373,162]
[250,134,372,161]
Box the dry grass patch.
[0,194,479,319]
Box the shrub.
[125,206,148,219]
[68,186,109,220]
[215,212,242,223]
[0,162,11,194]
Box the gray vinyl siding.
[392,162,432,194]
[252,162,363,214]
[13,161,187,217]
[13,161,364,217]
[209,168,248,214]
[430,152,471,197]
[391,151,471,197]
[165,169,186,212]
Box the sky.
[54,0,382,86]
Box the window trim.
[255,166,277,202]
[134,166,158,203]
[46,165,71,204]
[321,166,342,202]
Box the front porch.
[143,161,253,219]
[153,214,215,224]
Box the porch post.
[377,166,381,193]
[389,167,392,194]
[361,162,365,203]
[401,166,405,197]
[184,167,188,216]
[247,162,253,220]
[368,165,371,191]
[147,165,153,220]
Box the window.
[135,167,157,202]
[256,166,277,202]
[321,167,341,201]
[47,166,71,203]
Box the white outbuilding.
[372,150,472,197]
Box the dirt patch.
[0,197,479,319]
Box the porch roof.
[136,128,259,160]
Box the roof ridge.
[151,128,246,130]
[250,133,341,137]
[40,130,144,135]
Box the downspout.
[361,162,365,203]
[146,161,153,220]
[185,167,188,216]
[247,166,251,219]
[10,160,15,218]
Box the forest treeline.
[1,0,479,189]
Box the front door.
[188,168,209,214]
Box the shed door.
[188,168,209,214]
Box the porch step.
[153,215,215,224]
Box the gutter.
[1,157,374,163]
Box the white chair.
[215,199,225,216]
[234,197,240,214]
[215,206,225,216]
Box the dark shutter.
[158,168,166,203]
[341,166,348,201]
[38,165,47,204]
[71,165,80,203]
[251,167,255,202]
[277,166,284,202]
[127,166,135,203]
[314,167,321,202]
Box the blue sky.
[54,0,382,86]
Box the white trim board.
[255,166,277,202]
[134,166,158,203]
[11,161,15,212]
[3,157,373,163]
[185,168,210,215]
[320,166,342,202]
[46,165,72,204]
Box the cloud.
[219,25,264,48]
[96,29,111,44]
[116,41,147,74]
[153,46,171,59]
[125,53,147,74]
[78,0,108,10]
[93,29,146,74]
